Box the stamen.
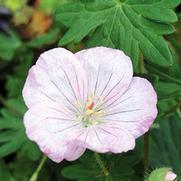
[86,97,94,110]
[85,109,94,115]
[76,96,104,127]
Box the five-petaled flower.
[23,47,157,162]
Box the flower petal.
[23,48,87,112]
[24,101,83,162]
[64,142,86,161]
[70,122,135,153]
[75,47,133,104]
[102,77,158,138]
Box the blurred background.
[0,0,181,181]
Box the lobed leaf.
[61,151,138,181]
[150,115,181,176]
[56,0,180,69]
[0,98,40,160]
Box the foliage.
[56,0,180,69]
[0,160,14,181]
[62,152,139,181]
[0,0,26,11]
[146,168,173,181]
[0,30,21,61]
[0,0,181,181]
[150,115,181,176]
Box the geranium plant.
[0,0,180,181]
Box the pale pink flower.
[23,47,157,162]
[165,170,177,181]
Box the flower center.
[77,97,103,127]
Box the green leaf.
[0,99,25,158]
[0,0,26,11]
[130,2,178,23]
[155,81,181,100]
[62,152,105,181]
[146,64,181,85]
[0,160,15,181]
[26,30,60,49]
[0,98,40,160]
[56,0,179,68]
[62,165,101,181]
[6,53,32,97]
[62,151,138,181]
[11,155,39,181]
[150,115,181,176]
[0,30,22,61]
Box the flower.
[165,170,177,181]
[23,47,157,163]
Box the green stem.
[139,54,145,73]
[138,55,150,171]
[29,155,47,181]
[143,132,150,171]
[94,153,112,181]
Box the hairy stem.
[29,155,47,181]
[143,132,150,171]
[94,153,112,181]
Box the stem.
[139,54,145,73]
[138,54,150,171]
[29,155,47,181]
[94,153,112,181]
[143,132,150,171]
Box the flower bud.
[165,170,177,181]
[147,168,177,181]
